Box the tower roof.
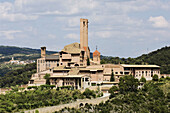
[93,50,100,56]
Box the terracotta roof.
[93,50,100,56]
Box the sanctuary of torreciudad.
[28,18,160,91]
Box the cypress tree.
[87,57,90,66]
[110,69,115,81]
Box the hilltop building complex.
[29,19,160,90]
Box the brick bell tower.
[80,18,90,58]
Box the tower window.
[83,21,85,26]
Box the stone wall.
[24,96,109,113]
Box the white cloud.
[0,0,170,57]
[0,13,38,21]
[148,16,169,28]
[0,2,12,13]
[65,33,79,40]
[0,30,22,40]
[0,1,38,21]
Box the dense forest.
[101,46,170,74]
[55,76,170,113]
[0,63,36,88]
[0,64,24,77]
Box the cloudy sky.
[0,0,170,58]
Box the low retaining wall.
[23,95,109,113]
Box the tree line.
[101,46,170,74]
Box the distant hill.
[0,46,56,55]
[0,46,57,78]
[101,46,170,74]
[0,46,57,62]
[136,46,170,66]
[136,46,170,74]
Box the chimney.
[80,18,88,49]
[41,47,46,58]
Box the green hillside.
[0,46,57,63]
[0,63,36,88]
[136,46,170,74]
[101,46,170,74]
[0,46,57,78]
[0,46,56,56]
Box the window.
[85,78,89,81]
[124,72,129,75]
[91,83,96,86]
[120,71,123,74]
[136,75,138,77]
[124,67,130,70]
[92,71,96,74]
[115,72,118,74]
[83,21,85,26]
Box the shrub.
[152,74,159,81]
[140,76,146,83]
[35,110,39,113]
[83,88,96,99]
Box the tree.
[87,57,90,66]
[83,88,96,99]
[118,75,139,94]
[140,76,146,83]
[44,73,50,85]
[152,74,159,81]
[108,86,118,98]
[110,69,115,81]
